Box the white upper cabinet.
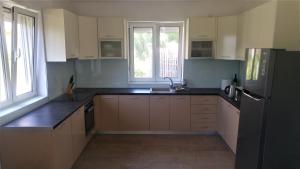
[236,0,299,60]
[98,17,124,39]
[98,17,125,59]
[216,16,238,60]
[189,17,217,40]
[43,9,79,62]
[78,16,98,60]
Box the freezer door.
[235,92,265,169]
[244,48,275,97]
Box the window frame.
[0,6,38,109]
[0,11,11,108]
[128,21,184,84]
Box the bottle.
[232,74,238,86]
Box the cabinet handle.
[103,96,114,99]
[175,97,185,100]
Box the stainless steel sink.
[150,88,175,93]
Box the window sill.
[0,96,48,125]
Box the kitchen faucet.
[163,77,175,90]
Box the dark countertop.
[2,88,240,129]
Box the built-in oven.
[84,99,94,135]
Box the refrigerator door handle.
[243,92,262,101]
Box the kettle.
[225,85,236,98]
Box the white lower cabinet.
[217,97,240,153]
[52,118,74,169]
[1,106,89,169]
[71,107,86,161]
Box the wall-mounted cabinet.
[187,17,217,59]
[78,16,98,60]
[189,17,217,40]
[236,1,299,60]
[98,17,125,59]
[43,9,79,62]
[98,17,124,39]
[216,16,239,60]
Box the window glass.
[129,22,183,83]
[159,26,180,78]
[0,38,7,102]
[133,27,153,78]
[15,13,35,96]
[3,10,12,78]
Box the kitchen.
[0,0,300,169]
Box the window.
[0,7,37,108]
[129,22,184,83]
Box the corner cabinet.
[216,16,239,60]
[78,16,98,60]
[43,9,79,62]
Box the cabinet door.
[119,95,149,131]
[189,17,216,40]
[52,118,73,169]
[236,12,248,60]
[99,95,119,131]
[216,16,238,60]
[170,96,191,131]
[78,16,98,59]
[149,96,170,131]
[226,105,240,154]
[71,106,86,161]
[64,10,79,59]
[216,98,226,138]
[98,17,124,39]
[43,9,67,62]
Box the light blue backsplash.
[47,61,76,99]
[75,59,241,88]
[184,59,241,88]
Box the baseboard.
[96,130,217,135]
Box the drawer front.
[191,121,216,131]
[191,96,217,105]
[191,105,217,114]
[191,114,216,122]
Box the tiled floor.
[72,134,235,169]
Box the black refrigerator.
[235,48,300,169]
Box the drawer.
[191,105,217,114]
[191,122,216,131]
[191,96,217,105]
[191,113,216,122]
